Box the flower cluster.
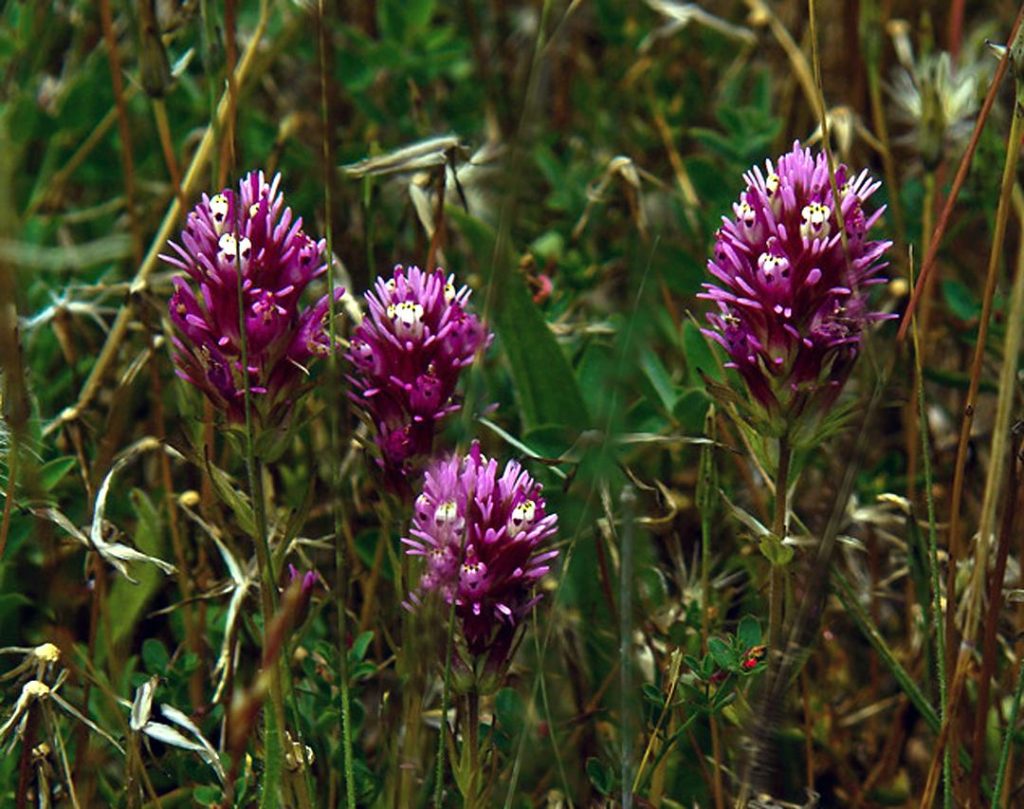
[346,265,491,483]
[700,142,892,437]
[403,442,558,678]
[889,50,979,169]
[162,171,342,427]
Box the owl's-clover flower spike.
[161,171,344,427]
[402,442,558,685]
[345,265,492,485]
[699,142,893,439]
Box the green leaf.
[641,683,665,709]
[38,456,76,492]
[494,687,525,737]
[205,458,256,538]
[406,0,436,30]
[107,489,167,650]
[701,653,716,678]
[0,592,30,625]
[758,533,795,567]
[586,756,614,796]
[529,230,564,261]
[711,688,737,712]
[708,637,739,671]
[193,785,221,805]
[639,347,677,413]
[478,418,569,480]
[673,387,710,433]
[682,654,703,674]
[142,638,169,673]
[683,320,723,385]
[737,615,762,650]
[942,279,980,322]
[448,206,589,431]
[349,631,374,663]
[253,416,302,464]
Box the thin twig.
[937,55,1024,791]
[44,2,274,438]
[897,6,1024,342]
[98,0,142,265]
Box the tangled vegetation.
[2,1,1024,807]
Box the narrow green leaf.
[38,456,76,492]
[107,489,166,649]
[448,206,589,431]
[586,757,614,796]
[494,687,525,737]
[205,458,257,537]
[683,320,723,384]
[349,631,374,664]
[639,347,677,413]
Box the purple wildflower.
[699,142,892,435]
[162,171,343,427]
[286,563,317,598]
[403,442,558,670]
[346,265,491,483]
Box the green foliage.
[0,1,1021,806]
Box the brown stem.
[594,521,618,619]
[426,163,447,271]
[970,434,1024,801]
[0,440,16,561]
[948,0,967,59]
[152,99,186,213]
[943,72,1024,718]
[217,0,239,187]
[98,0,142,265]
[897,6,1024,342]
[15,702,37,809]
[146,347,201,708]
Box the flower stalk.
[405,442,559,803]
[768,436,791,652]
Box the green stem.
[937,58,1024,804]
[467,689,481,807]
[833,567,940,733]
[333,517,356,809]
[698,410,717,652]
[234,202,286,807]
[248,460,288,809]
[0,435,17,562]
[912,289,951,809]
[620,485,636,806]
[768,436,791,652]
[993,657,1024,806]
[696,412,724,809]
[318,0,357,802]
[435,581,460,807]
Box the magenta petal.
[401,442,558,660]
[700,141,890,429]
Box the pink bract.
[699,142,892,433]
[346,265,491,483]
[402,442,558,659]
[162,171,343,426]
